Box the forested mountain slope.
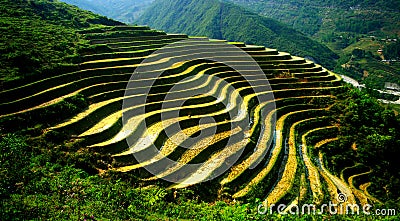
[137,0,338,69]
[229,0,400,37]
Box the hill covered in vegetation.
[136,0,338,69]
[0,0,122,83]
[1,0,400,220]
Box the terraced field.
[0,25,379,209]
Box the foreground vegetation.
[321,86,400,202]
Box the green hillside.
[0,0,122,83]
[136,0,339,69]
[1,0,400,220]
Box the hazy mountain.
[60,0,154,23]
[136,0,338,68]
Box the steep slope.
[60,0,155,23]
[136,0,338,69]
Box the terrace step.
[78,26,152,35]
[90,34,188,45]
[232,108,329,199]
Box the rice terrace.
[1,0,399,220]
